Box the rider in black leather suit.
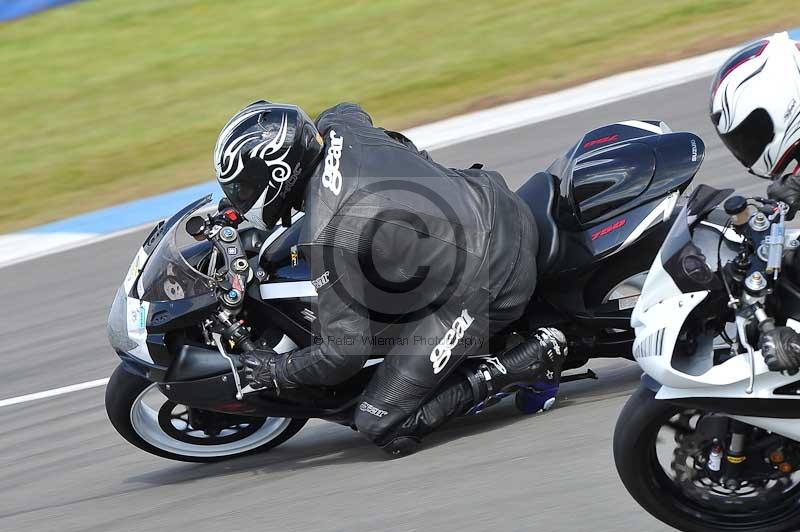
[213,101,567,455]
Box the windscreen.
[136,199,216,302]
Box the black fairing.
[140,292,218,368]
[253,219,318,347]
[165,344,243,381]
[260,220,311,281]
[549,124,704,230]
[571,141,655,223]
[516,124,702,276]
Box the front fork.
[704,417,751,488]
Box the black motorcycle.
[106,121,703,462]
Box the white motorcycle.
[614,185,800,532]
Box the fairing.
[108,196,217,365]
[548,123,703,229]
[631,187,760,388]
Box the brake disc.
[667,411,792,512]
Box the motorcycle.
[614,185,800,532]
[105,120,702,462]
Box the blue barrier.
[25,181,220,235]
[1,0,83,22]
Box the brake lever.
[213,332,244,400]
[735,314,756,394]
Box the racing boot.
[471,328,567,397]
[377,328,567,457]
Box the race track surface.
[0,76,760,532]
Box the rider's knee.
[353,399,396,442]
[354,406,420,457]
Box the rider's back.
[300,102,537,321]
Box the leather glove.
[767,174,800,220]
[240,348,279,390]
[759,320,800,375]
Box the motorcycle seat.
[516,172,559,275]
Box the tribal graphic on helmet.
[213,101,323,231]
[216,111,291,184]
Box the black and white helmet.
[214,101,323,230]
[710,30,800,178]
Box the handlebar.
[719,197,794,392]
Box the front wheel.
[105,364,307,462]
[613,385,800,532]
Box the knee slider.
[354,399,396,442]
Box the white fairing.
[632,243,800,442]
[729,415,800,442]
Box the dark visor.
[718,108,774,168]
[219,165,268,213]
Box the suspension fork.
[723,420,751,488]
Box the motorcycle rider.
[213,100,567,455]
[710,30,800,374]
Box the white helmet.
[710,30,800,178]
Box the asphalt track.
[0,75,766,532]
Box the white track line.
[0,45,740,411]
[0,378,109,409]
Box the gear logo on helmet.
[710,31,800,178]
[214,101,324,230]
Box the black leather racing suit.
[271,103,539,443]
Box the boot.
[474,328,567,396]
[377,328,567,456]
[463,327,567,415]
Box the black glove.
[759,320,800,375]
[240,348,279,390]
[767,174,800,220]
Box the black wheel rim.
[644,407,800,529]
[157,401,266,446]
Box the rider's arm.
[316,102,374,131]
[274,244,372,387]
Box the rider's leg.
[356,201,569,455]
[374,327,567,456]
[353,299,490,453]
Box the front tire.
[614,385,800,532]
[105,364,307,463]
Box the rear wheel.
[614,385,800,532]
[105,364,307,462]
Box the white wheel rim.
[130,383,292,458]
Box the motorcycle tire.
[105,364,307,463]
[613,384,800,532]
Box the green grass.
[2,0,799,231]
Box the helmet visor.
[718,108,774,169]
[219,165,268,214]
